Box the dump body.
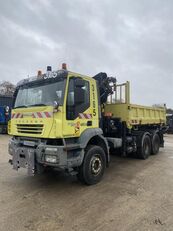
[105,81,166,129]
[105,103,166,129]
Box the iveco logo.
[44,71,58,79]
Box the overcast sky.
[0,0,173,107]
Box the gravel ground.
[0,134,173,231]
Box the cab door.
[63,77,92,137]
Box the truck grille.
[16,124,44,134]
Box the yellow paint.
[105,81,166,129]
[62,74,99,138]
[9,73,99,139]
[9,75,166,139]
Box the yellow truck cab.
[8,64,166,185]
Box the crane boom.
[93,72,116,104]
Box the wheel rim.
[90,154,102,176]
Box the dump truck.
[0,95,13,133]
[8,64,166,185]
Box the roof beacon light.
[47,66,52,72]
[62,63,67,70]
[37,70,42,77]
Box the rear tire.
[151,133,160,155]
[77,145,106,185]
[136,133,151,159]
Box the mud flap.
[12,148,35,176]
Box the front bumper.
[9,138,84,176]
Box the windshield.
[14,80,66,108]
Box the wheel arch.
[78,128,110,165]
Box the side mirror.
[53,100,59,109]
[74,78,85,105]
[74,87,85,105]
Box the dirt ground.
[0,135,173,231]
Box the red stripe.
[84,114,88,119]
[79,113,92,119]
[87,114,92,119]
[85,114,92,119]
[37,112,42,118]
[16,113,20,118]
[44,112,51,118]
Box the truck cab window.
[66,78,90,120]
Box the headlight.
[45,155,58,163]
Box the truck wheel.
[137,133,151,159]
[77,145,106,185]
[151,133,160,155]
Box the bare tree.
[0,81,15,96]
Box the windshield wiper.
[28,103,47,107]
[14,105,28,109]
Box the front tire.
[77,145,106,185]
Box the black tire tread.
[77,145,106,185]
[151,133,160,155]
[136,132,151,159]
